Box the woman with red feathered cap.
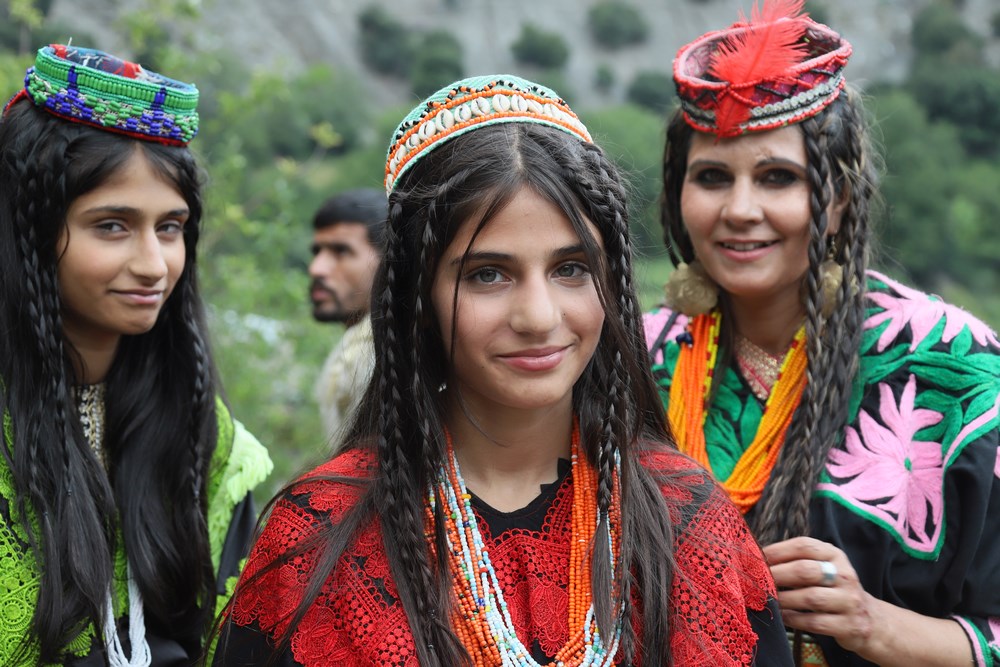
[645,1,1000,665]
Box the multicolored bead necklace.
[427,422,624,666]
[668,310,808,513]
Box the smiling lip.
[499,346,568,371]
[114,289,164,305]
[716,239,778,262]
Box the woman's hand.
[763,536,973,667]
[763,536,876,654]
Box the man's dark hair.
[312,188,388,250]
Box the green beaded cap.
[384,74,592,195]
[16,44,199,146]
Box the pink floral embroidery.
[990,616,999,644]
[822,374,945,552]
[995,448,1000,480]
[865,271,1000,352]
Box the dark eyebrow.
[81,205,190,218]
[688,157,805,170]
[449,244,588,267]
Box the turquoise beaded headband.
[384,74,592,195]
[4,44,199,146]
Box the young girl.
[645,2,1000,664]
[216,75,792,666]
[0,45,272,664]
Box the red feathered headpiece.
[673,0,852,137]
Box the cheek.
[164,245,187,288]
[679,190,712,238]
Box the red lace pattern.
[229,448,775,666]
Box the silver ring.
[819,560,838,587]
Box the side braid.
[406,176,475,662]
[7,131,118,653]
[375,198,455,666]
[753,118,836,543]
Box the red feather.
[709,0,810,135]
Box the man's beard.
[313,306,362,324]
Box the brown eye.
[692,168,730,186]
[760,168,798,187]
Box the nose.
[309,251,332,280]
[722,177,764,225]
[130,228,169,282]
[510,278,561,335]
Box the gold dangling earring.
[819,239,843,318]
[663,260,719,316]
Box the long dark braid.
[752,92,876,544]
[568,139,676,664]
[752,115,837,543]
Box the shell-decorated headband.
[3,44,199,146]
[674,0,852,138]
[384,74,592,195]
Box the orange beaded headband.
[673,0,852,138]
[384,74,592,195]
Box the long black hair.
[0,99,220,662]
[660,87,880,544]
[233,122,681,665]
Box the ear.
[826,182,849,237]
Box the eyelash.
[464,262,590,285]
[691,168,800,187]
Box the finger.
[762,536,835,564]
[770,559,839,590]
[776,586,849,615]
[781,609,849,637]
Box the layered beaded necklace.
[668,310,808,513]
[427,423,623,666]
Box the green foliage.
[587,2,648,49]
[869,89,1000,291]
[0,0,86,54]
[581,104,665,250]
[595,63,614,93]
[358,5,413,77]
[992,10,1000,38]
[910,4,978,57]
[625,70,674,114]
[410,29,464,97]
[511,23,570,69]
[907,62,1000,158]
[197,62,367,165]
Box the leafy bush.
[410,29,464,98]
[588,2,648,49]
[907,62,1000,158]
[511,23,569,69]
[358,5,413,76]
[626,70,673,113]
[595,63,614,93]
[911,4,977,57]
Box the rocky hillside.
[49,0,1000,109]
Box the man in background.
[308,188,386,443]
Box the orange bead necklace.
[426,422,623,666]
[668,310,807,513]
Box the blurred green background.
[3,0,999,501]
